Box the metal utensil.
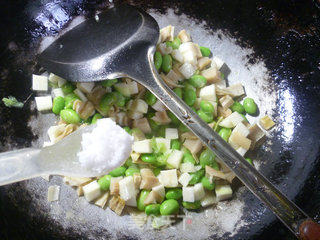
[0,124,126,185]
[38,4,320,239]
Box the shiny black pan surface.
[0,0,319,239]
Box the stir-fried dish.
[31,25,275,228]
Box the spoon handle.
[132,52,319,238]
[0,148,42,186]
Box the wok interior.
[0,1,319,239]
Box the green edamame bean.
[156,125,166,138]
[200,100,214,114]
[183,152,196,164]
[101,79,117,87]
[91,113,102,124]
[197,109,213,123]
[156,154,167,167]
[109,166,126,177]
[188,75,207,88]
[153,167,162,176]
[172,37,181,49]
[243,98,258,115]
[52,96,65,115]
[137,190,151,211]
[98,175,112,191]
[245,158,253,165]
[141,153,157,165]
[123,126,132,135]
[165,188,182,200]
[182,201,201,210]
[125,167,140,177]
[189,169,205,185]
[183,88,196,106]
[99,93,116,113]
[64,93,80,109]
[113,92,125,107]
[160,199,179,215]
[201,177,215,190]
[161,54,172,74]
[173,88,182,98]
[145,204,161,216]
[144,90,157,106]
[167,111,179,126]
[61,82,75,94]
[230,101,245,114]
[218,127,232,142]
[200,46,211,57]
[60,109,81,124]
[149,119,160,132]
[171,139,181,150]
[154,51,163,71]
[199,148,217,168]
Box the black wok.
[0,0,319,239]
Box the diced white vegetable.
[114,82,138,97]
[133,118,151,134]
[158,169,178,187]
[48,73,64,85]
[119,176,136,201]
[131,152,140,163]
[248,124,266,150]
[216,83,245,97]
[212,56,225,70]
[158,42,172,55]
[155,137,171,151]
[228,132,251,150]
[94,192,109,208]
[201,191,217,207]
[152,99,166,112]
[171,49,184,62]
[83,180,102,202]
[57,77,67,87]
[182,51,197,66]
[47,185,60,202]
[180,162,195,173]
[152,184,165,198]
[232,122,250,137]
[63,176,91,187]
[197,57,211,70]
[177,29,191,43]
[179,172,191,187]
[215,79,227,89]
[132,99,148,114]
[125,195,137,207]
[259,115,275,130]
[182,186,195,202]
[201,66,221,83]
[236,147,247,156]
[215,185,233,201]
[179,42,199,65]
[183,139,202,154]
[219,112,244,128]
[35,96,52,111]
[160,25,174,42]
[166,69,184,82]
[132,139,152,153]
[128,111,144,120]
[32,74,48,91]
[219,95,234,110]
[77,82,94,94]
[74,88,87,102]
[194,183,205,201]
[167,150,183,169]
[165,128,178,139]
[179,62,196,79]
[52,88,64,98]
[199,84,216,102]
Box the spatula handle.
[0,148,41,186]
[128,50,320,238]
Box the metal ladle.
[38,4,320,240]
